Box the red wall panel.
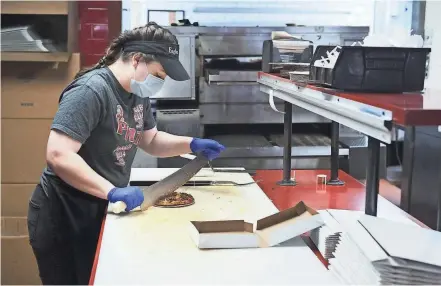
[78,1,121,67]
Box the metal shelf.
[258,72,390,216]
[257,73,394,144]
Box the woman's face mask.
[130,62,165,98]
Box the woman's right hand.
[107,186,144,212]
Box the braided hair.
[75,22,178,79]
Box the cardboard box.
[1,119,52,183]
[256,201,324,247]
[189,220,259,249]
[1,217,41,285]
[1,184,35,217]
[1,53,80,119]
[189,201,324,249]
[1,1,69,15]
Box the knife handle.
[108,201,127,214]
[108,202,143,214]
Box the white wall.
[122,0,131,32]
[125,0,374,29]
[372,0,413,35]
[123,0,417,35]
[425,0,441,90]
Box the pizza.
[154,192,195,208]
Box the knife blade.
[108,155,208,214]
[212,169,257,175]
[180,154,255,175]
[130,180,259,187]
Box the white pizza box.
[189,201,324,249]
[189,220,259,249]
[256,201,324,247]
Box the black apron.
[28,174,107,285]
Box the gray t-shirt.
[43,67,156,190]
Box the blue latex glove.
[107,186,144,212]
[190,138,225,161]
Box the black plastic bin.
[309,45,431,93]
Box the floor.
[253,169,424,267]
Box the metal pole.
[278,102,296,186]
[400,126,415,213]
[437,185,441,231]
[365,136,380,216]
[411,0,426,39]
[437,163,441,231]
[327,121,344,186]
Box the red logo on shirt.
[113,105,143,166]
[113,144,133,166]
[115,105,142,145]
[133,104,144,129]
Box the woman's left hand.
[190,138,225,160]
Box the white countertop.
[93,168,340,285]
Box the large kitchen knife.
[210,169,257,175]
[180,154,256,175]
[108,155,208,214]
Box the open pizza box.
[189,201,324,249]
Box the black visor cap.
[157,55,190,81]
[123,41,190,81]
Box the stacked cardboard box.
[310,210,441,285]
[1,54,80,285]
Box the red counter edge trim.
[89,213,107,286]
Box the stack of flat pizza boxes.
[189,201,324,249]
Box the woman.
[27,22,225,285]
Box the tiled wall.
[78,1,112,67]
